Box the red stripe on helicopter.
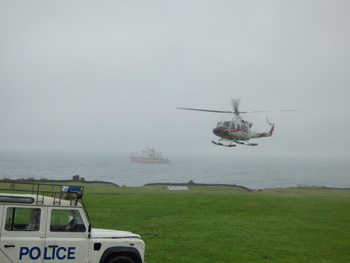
[217,128,239,132]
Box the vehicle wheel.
[107,256,136,263]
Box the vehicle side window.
[5,207,41,231]
[50,209,86,232]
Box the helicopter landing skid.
[233,140,258,146]
[211,141,236,147]
[211,140,258,147]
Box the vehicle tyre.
[107,256,136,263]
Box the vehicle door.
[0,205,45,263]
[44,207,90,263]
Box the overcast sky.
[1,1,349,160]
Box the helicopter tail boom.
[251,123,274,138]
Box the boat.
[130,146,170,163]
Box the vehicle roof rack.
[0,181,84,206]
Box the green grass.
[82,185,350,263]
[1,180,349,262]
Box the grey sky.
[1,1,349,159]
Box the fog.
[1,1,349,160]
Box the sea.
[0,151,349,190]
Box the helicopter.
[177,99,275,147]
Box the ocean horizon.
[0,151,349,190]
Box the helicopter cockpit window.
[223,122,230,128]
[217,122,223,127]
[230,123,235,129]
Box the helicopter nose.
[213,127,221,135]
[213,126,228,135]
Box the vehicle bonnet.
[91,228,141,239]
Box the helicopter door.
[242,125,250,135]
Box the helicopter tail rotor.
[266,118,273,126]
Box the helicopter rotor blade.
[231,99,240,115]
[252,110,271,113]
[251,110,299,113]
[231,99,249,115]
[176,107,234,114]
[177,99,287,116]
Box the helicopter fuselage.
[176,99,276,147]
[213,125,250,141]
[212,116,274,144]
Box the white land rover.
[0,182,146,263]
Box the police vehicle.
[0,181,146,263]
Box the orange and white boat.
[130,146,170,164]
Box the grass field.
[82,184,350,263]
